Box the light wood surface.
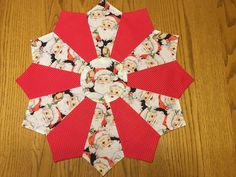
[0,0,236,177]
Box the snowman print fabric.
[17,0,193,175]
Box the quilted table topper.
[16,0,193,175]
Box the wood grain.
[0,0,236,177]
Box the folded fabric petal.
[110,98,160,162]
[119,30,179,74]
[22,87,85,135]
[47,98,96,161]
[54,11,97,62]
[87,1,122,58]
[127,61,193,98]
[16,64,81,99]
[30,32,87,73]
[122,87,185,135]
[111,9,154,62]
[82,102,124,176]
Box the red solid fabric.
[110,98,160,162]
[111,9,154,62]
[16,63,81,99]
[54,11,97,62]
[127,61,193,98]
[47,98,96,162]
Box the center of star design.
[80,57,128,103]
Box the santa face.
[96,74,112,84]
[55,62,73,71]
[98,17,117,40]
[32,51,41,63]
[169,42,177,56]
[145,111,157,125]
[108,86,123,98]
[94,160,109,175]
[171,114,185,129]
[143,39,154,53]
[145,56,158,68]
[141,91,153,102]
[31,39,41,48]
[123,60,137,73]
[88,10,105,30]
[94,108,104,120]
[42,108,54,124]
[102,46,110,57]
[153,33,167,42]
[165,97,177,105]
[101,18,116,31]
[135,39,154,56]
[57,94,79,115]
[53,92,64,104]
[69,96,80,110]
[90,10,104,20]
[51,41,63,55]
[96,134,112,148]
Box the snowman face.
[146,111,157,125]
[142,39,154,54]
[97,134,112,148]
[97,74,112,84]
[145,57,158,68]
[94,161,109,175]
[42,108,54,122]
[53,92,64,103]
[171,115,184,128]
[94,108,104,119]
[123,60,137,73]
[52,41,63,55]
[90,10,104,19]
[101,19,116,31]
[141,91,153,101]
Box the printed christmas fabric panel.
[17,0,193,175]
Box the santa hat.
[87,5,105,16]
[94,157,114,167]
[158,95,168,110]
[167,35,178,42]
[90,58,113,68]
[103,15,119,25]
[94,69,112,80]
[67,48,75,62]
[31,98,42,112]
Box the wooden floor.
[0,0,236,177]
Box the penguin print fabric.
[16,0,193,175]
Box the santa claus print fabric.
[17,0,193,175]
